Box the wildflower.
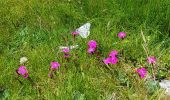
[147,56,156,64]
[50,62,60,70]
[136,68,147,78]
[88,40,97,48]
[48,62,60,78]
[103,57,111,65]
[62,48,70,53]
[71,31,79,35]
[87,47,96,54]
[62,48,71,58]
[103,50,119,65]
[20,57,28,64]
[72,31,79,41]
[110,57,118,64]
[64,53,70,58]
[87,40,97,54]
[48,73,53,78]
[109,50,118,57]
[103,57,118,65]
[17,66,29,78]
[118,32,126,39]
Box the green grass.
[0,0,170,99]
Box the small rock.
[20,57,28,64]
[159,80,170,98]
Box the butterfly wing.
[69,45,79,49]
[59,45,79,50]
[76,23,91,38]
[59,46,69,50]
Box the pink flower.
[147,56,156,64]
[103,57,118,65]
[103,50,119,65]
[71,31,79,35]
[87,47,96,54]
[118,32,126,39]
[50,62,60,70]
[103,57,111,65]
[48,73,52,78]
[62,48,70,53]
[88,40,97,48]
[136,68,147,78]
[87,40,97,54]
[109,50,118,57]
[110,57,118,64]
[64,54,70,58]
[17,66,29,78]
[62,48,71,58]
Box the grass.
[0,0,170,99]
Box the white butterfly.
[59,45,79,50]
[76,23,91,38]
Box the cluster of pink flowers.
[101,32,126,65]
[15,30,158,81]
[135,56,156,78]
[62,48,70,58]
[103,50,119,65]
[87,40,97,54]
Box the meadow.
[0,0,170,99]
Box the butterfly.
[59,45,79,50]
[76,23,91,38]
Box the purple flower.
[109,50,118,57]
[136,68,147,78]
[87,47,96,54]
[87,40,97,54]
[110,57,118,64]
[103,57,111,65]
[71,31,79,35]
[118,32,126,39]
[103,57,118,65]
[17,66,29,78]
[48,73,52,78]
[50,62,60,70]
[147,56,156,64]
[62,48,71,58]
[103,50,119,65]
[88,40,97,48]
[62,48,70,53]
[64,54,70,58]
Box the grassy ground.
[0,0,170,99]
